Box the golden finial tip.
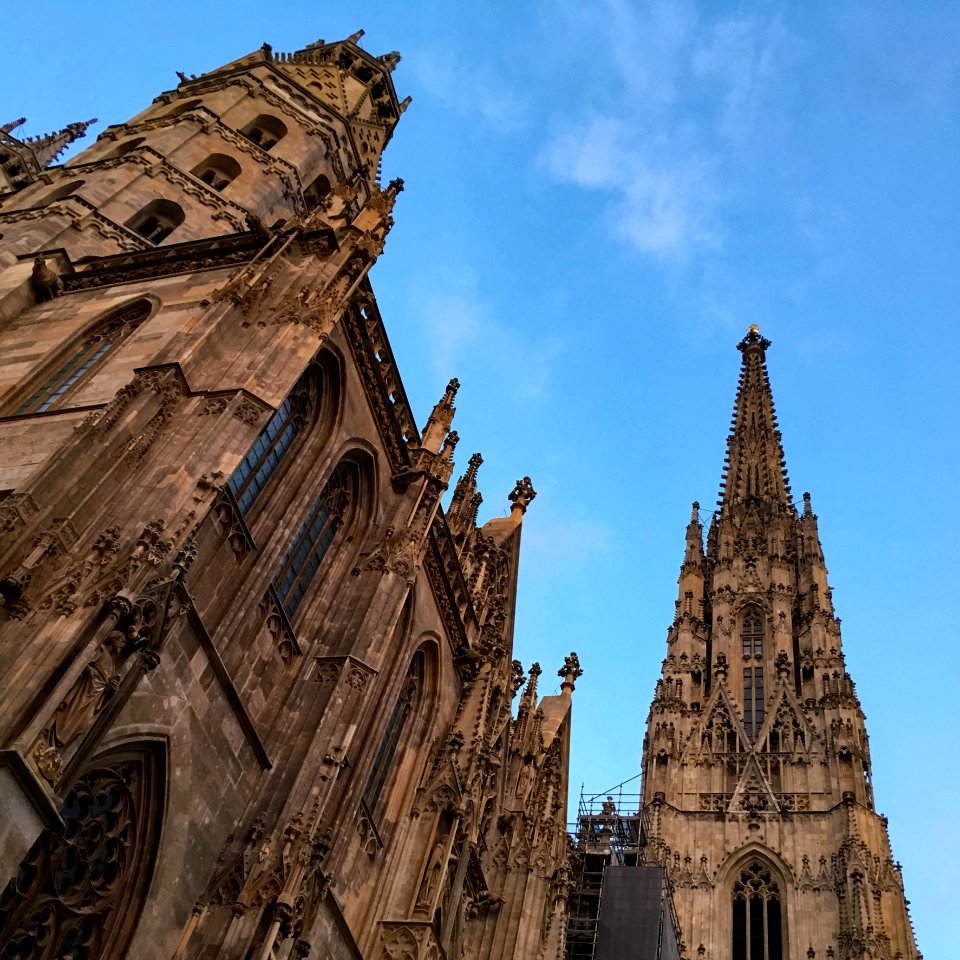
[748,323,760,336]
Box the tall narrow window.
[742,608,764,657]
[732,862,783,960]
[12,299,151,415]
[227,372,318,514]
[273,462,355,620]
[743,668,765,738]
[363,652,424,816]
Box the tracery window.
[363,651,424,816]
[273,461,355,620]
[12,299,151,415]
[227,372,319,514]
[0,746,164,960]
[732,862,783,960]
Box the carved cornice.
[0,195,149,252]
[62,231,260,291]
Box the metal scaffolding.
[565,777,643,960]
[565,775,681,960]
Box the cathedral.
[0,29,922,960]
[631,326,921,960]
[0,35,577,960]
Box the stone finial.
[508,477,536,519]
[384,177,405,206]
[714,652,729,682]
[690,501,700,523]
[399,96,413,114]
[1,118,26,134]
[529,662,542,679]
[776,651,791,678]
[803,491,813,516]
[737,323,771,354]
[558,652,583,693]
[346,29,366,44]
[440,429,459,461]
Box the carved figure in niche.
[515,759,533,799]
[34,628,144,782]
[416,838,447,909]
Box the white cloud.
[538,0,793,259]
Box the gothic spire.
[717,324,793,510]
[23,119,97,168]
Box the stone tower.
[639,326,920,960]
[0,35,576,960]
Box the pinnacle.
[717,327,792,510]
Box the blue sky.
[5,1,958,953]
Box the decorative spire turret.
[683,501,704,570]
[1,119,26,135]
[421,377,459,453]
[447,453,483,542]
[718,324,792,510]
[520,662,542,711]
[24,119,97,168]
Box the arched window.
[12,299,152,415]
[240,114,287,151]
[191,153,242,192]
[126,198,184,243]
[0,744,164,959]
[273,460,357,619]
[363,650,425,816]
[732,862,783,960]
[227,371,319,514]
[303,173,331,210]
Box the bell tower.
[639,326,920,960]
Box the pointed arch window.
[732,862,783,960]
[12,299,151,415]
[363,651,425,816]
[273,461,355,620]
[0,745,164,960]
[227,371,319,514]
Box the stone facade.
[0,36,576,960]
[639,326,920,960]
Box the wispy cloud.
[411,271,564,400]
[539,0,793,259]
[405,46,528,133]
